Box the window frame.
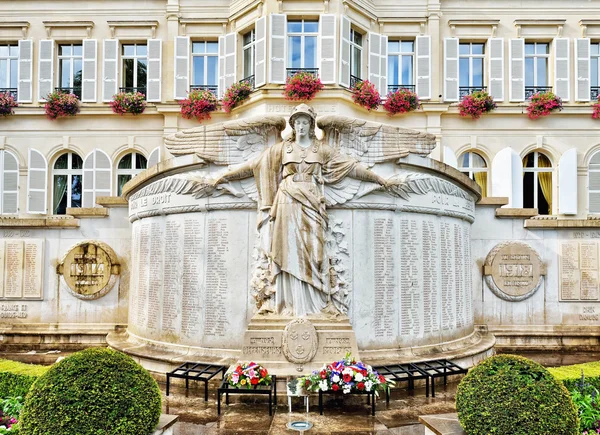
[525,42,550,88]
[287,19,319,70]
[459,42,485,88]
[116,151,147,196]
[57,43,83,92]
[387,39,415,87]
[0,43,18,91]
[121,43,148,91]
[242,29,256,80]
[52,152,83,215]
[591,42,600,88]
[458,151,489,197]
[349,28,363,79]
[523,151,553,213]
[191,40,219,87]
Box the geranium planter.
[0,93,18,117]
[593,96,600,119]
[284,72,324,101]
[458,91,497,119]
[110,91,146,115]
[222,80,253,114]
[526,91,562,119]
[179,89,218,122]
[352,80,380,111]
[383,88,420,115]
[44,91,80,120]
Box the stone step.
[418,414,466,435]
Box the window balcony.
[240,75,255,90]
[286,68,319,79]
[525,86,552,99]
[387,84,415,93]
[0,88,17,99]
[190,84,218,95]
[592,87,600,100]
[119,87,146,96]
[55,87,81,99]
[459,86,487,99]
[350,75,362,89]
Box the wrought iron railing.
[240,75,255,90]
[55,87,81,98]
[0,88,17,99]
[387,84,415,93]
[459,86,487,99]
[592,87,600,100]
[119,87,146,95]
[350,75,362,89]
[190,84,218,95]
[286,68,319,79]
[525,86,552,99]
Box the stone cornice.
[43,21,94,38]
[107,20,159,38]
[0,21,30,38]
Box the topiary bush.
[549,361,600,392]
[456,354,579,435]
[19,348,161,435]
[0,360,50,399]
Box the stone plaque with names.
[373,218,396,339]
[147,221,164,332]
[558,240,600,302]
[182,218,203,339]
[422,220,440,335]
[440,221,456,330]
[0,239,43,300]
[204,218,229,337]
[400,218,422,337]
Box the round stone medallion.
[282,319,318,364]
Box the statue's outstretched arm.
[349,165,387,187]
[212,160,255,185]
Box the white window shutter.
[491,147,523,208]
[319,14,336,84]
[576,38,591,102]
[38,39,54,102]
[368,32,383,93]
[443,146,458,169]
[254,17,267,87]
[94,149,112,203]
[147,39,162,102]
[269,14,287,84]
[82,151,94,208]
[589,153,600,213]
[416,35,431,99]
[102,39,119,102]
[224,32,237,95]
[218,35,225,97]
[174,36,190,100]
[2,151,19,215]
[509,38,525,102]
[380,35,388,95]
[444,38,459,102]
[559,148,577,215]
[17,40,33,103]
[554,38,570,101]
[148,147,161,168]
[27,148,47,215]
[81,39,97,102]
[339,15,351,88]
[488,38,504,101]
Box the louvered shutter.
[559,148,577,215]
[554,38,570,101]
[319,14,336,84]
[148,147,160,168]
[147,39,162,102]
[589,153,600,213]
[488,38,504,101]
[103,39,119,102]
[576,38,591,102]
[444,38,459,102]
[82,149,111,207]
[223,32,237,96]
[218,35,225,97]
[2,151,18,214]
[174,36,190,100]
[380,35,388,95]
[17,40,33,103]
[269,14,287,84]
[38,39,54,102]
[81,39,97,102]
[254,17,267,87]
[416,35,431,100]
[339,15,351,88]
[368,32,383,94]
[509,38,525,102]
[82,151,94,208]
[27,148,47,215]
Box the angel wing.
[317,116,436,165]
[164,116,286,165]
[386,173,473,201]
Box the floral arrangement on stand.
[223,81,253,114]
[458,91,497,119]
[383,88,420,116]
[44,91,80,120]
[592,96,600,120]
[301,353,391,395]
[179,89,218,122]
[526,91,562,120]
[352,80,381,111]
[110,91,147,115]
[284,71,324,101]
[0,93,18,117]
[227,362,272,389]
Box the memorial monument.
[109,104,494,375]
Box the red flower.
[526,91,562,119]
[361,370,367,377]
[222,80,253,113]
[351,80,380,111]
[378,375,386,384]
[260,369,268,378]
[357,382,365,390]
[383,89,420,115]
[320,370,327,379]
[284,72,324,101]
[251,377,259,385]
[457,91,496,119]
[343,374,352,383]
[305,379,311,386]
[332,384,339,392]
[179,89,218,122]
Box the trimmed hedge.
[0,359,49,398]
[456,354,579,435]
[549,361,600,392]
[20,348,161,435]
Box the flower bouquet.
[110,91,146,115]
[458,91,496,119]
[526,91,562,120]
[592,96,600,120]
[284,71,324,101]
[301,353,391,396]
[0,93,18,117]
[222,80,253,114]
[352,80,380,111]
[383,88,420,115]
[179,89,218,122]
[44,91,80,120]
[227,362,272,389]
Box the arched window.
[458,151,488,197]
[523,151,552,215]
[589,151,600,213]
[116,152,147,196]
[52,152,82,215]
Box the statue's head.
[289,104,317,140]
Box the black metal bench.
[217,375,277,415]
[412,359,468,397]
[318,388,377,416]
[166,362,228,401]
[373,363,430,404]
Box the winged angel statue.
[164,104,456,317]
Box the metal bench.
[373,363,430,404]
[166,362,228,401]
[217,375,278,415]
[412,359,467,397]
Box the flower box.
[592,96,600,119]
[383,88,420,115]
[222,80,253,114]
[526,91,562,119]
[284,72,324,102]
[458,91,496,119]
[351,80,380,111]
[0,93,18,117]
[44,91,80,120]
[110,91,147,115]
[179,89,218,122]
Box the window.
[388,40,414,93]
[459,43,484,98]
[287,20,318,74]
[350,29,362,79]
[191,41,218,93]
[122,44,147,94]
[116,152,147,196]
[53,152,82,215]
[243,30,255,81]
[589,151,600,214]
[458,151,488,198]
[57,44,82,98]
[0,44,18,98]
[591,43,600,99]
[525,42,550,98]
[523,151,552,215]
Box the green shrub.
[20,348,161,435]
[456,354,579,435]
[0,360,49,399]
[549,361,600,392]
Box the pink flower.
[352,80,380,111]
[179,89,218,122]
[44,91,80,120]
[383,89,420,115]
[458,91,496,119]
[222,80,252,113]
[284,72,324,101]
[110,91,146,115]
[0,93,18,117]
[526,91,562,119]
